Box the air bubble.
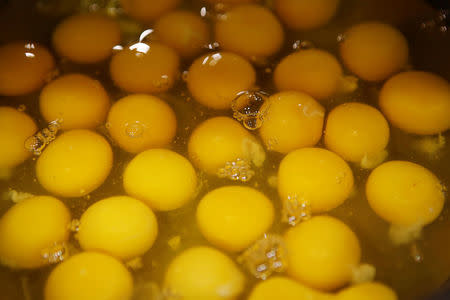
[410,243,424,263]
[351,264,376,284]
[292,40,314,50]
[153,75,170,89]
[204,41,220,51]
[217,158,255,182]
[336,33,346,43]
[125,121,145,138]
[231,90,270,130]
[69,219,80,232]
[41,242,68,264]
[281,194,312,226]
[24,119,61,155]
[237,234,287,280]
[17,105,26,112]
[182,71,189,81]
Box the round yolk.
[215,4,284,60]
[337,282,398,300]
[284,215,361,291]
[248,276,333,300]
[278,147,354,213]
[39,74,110,130]
[106,94,177,153]
[187,52,256,109]
[188,116,265,175]
[366,160,444,226]
[0,196,71,269]
[123,149,197,211]
[120,0,180,23]
[0,106,37,170]
[274,49,343,101]
[77,196,158,260]
[274,0,340,30]
[196,185,274,252]
[324,102,390,163]
[36,129,113,198]
[339,22,409,82]
[0,41,55,96]
[154,10,210,59]
[110,41,180,93]
[164,246,245,300]
[379,71,450,135]
[44,252,133,300]
[52,14,121,64]
[259,91,325,154]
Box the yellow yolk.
[39,74,110,130]
[52,14,120,64]
[248,276,334,300]
[188,116,265,175]
[110,41,180,93]
[259,91,325,154]
[77,196,158,260]
[154,10,210,58]
[120,0,180,23]
[337,282,398,300]
[0,196,71,269]
[123,149,197,211]
[164,246,245,300]
[324,102,390,164]
[187,52,256,109]
[215,4,284,60]
[278,147,354,213]
[284,216,361,291]
[44,252,133,300]
[339,22,409,82]
[197,186,274,252]
[36,129,113,198]
[274,0,340,30]
[0,41,55,96]
[0,107,37,170]
[274,49,344,101]
[366,160,444,227]
[106,94,177,153]
[379,71,450,135]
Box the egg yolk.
[123,149,197,211]
[259,91,325,154]
[215,4,284,60]
[339,22,409,82]
[110,41,180,93]
[188,116,265,175]
[274,0,340,30]
[197,186,274,252]
[0,41,55,96]
[120,0,180,23]
[0,107,37,171]
[284,216,362,291]
[366,160,444,227]
[44,252,133,300]
[278,147,354,213]
[77,196,158,260]
[337,282,398,300]
[324,102,390,165]
[36,129,113,198]
[39,74,110,130]
[379,71,450,135]
[0,196,70,269]
[154,10,210,59]
[274,49,344,101]
[248,276,333,300]
[164,246,245,300]
[187,52,256,109]
[52,14,121,64]
[106,94,177,153]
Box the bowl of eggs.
[0,0,449,299]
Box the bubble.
[204,41,220,51]
[351,264,376,284]
[182,71,189,82]
[292,40,314,50]
[153,75,170,89]
[231,90,270,130]
[24,119,61,155]
[217,158,255,182]
[17,105,26,112]
[336,33,346,43]
[237,234,287,280]
[281,194,312,226]
[125,121,145,138]
[420,9,449,34]
[41,242,68,264]
[410,243,424,263]
[69,219,80,232]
